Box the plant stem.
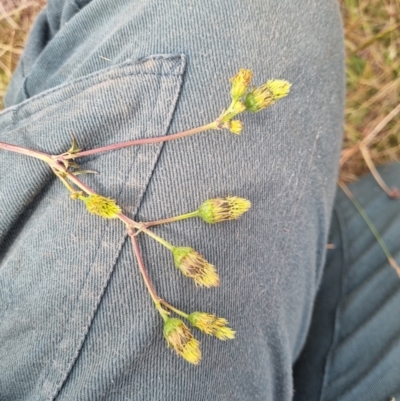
[138,226,175,251]
[61,122,218,160]
[129,229,162,305]
[0,140,98,196]
[62,168,96,195]
[128,227,171,321]
[62,173,175,254]
[160,299,189,319]
[339,181,400,277]
[0,141,53,163]
[144,210,200,228]
[54,171,80,194]
[115,213,174,252]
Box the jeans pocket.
[0,54,185,401]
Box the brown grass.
[340,0,400,181]
[1,0,399,182]
[0,0,45,108]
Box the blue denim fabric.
[0,0,351,400]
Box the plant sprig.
[0,69,291,364]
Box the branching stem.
[160,299,189,319]
[136,225,175,251]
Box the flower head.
[229,69,253,100]
[80,194,121,218]
[244,79,291,112]
[172,247,219,287]
[198,196,251,224]
[225,120,243,135]
[265,79,292,100]
[163,318,201,364]
[188,312,236,340]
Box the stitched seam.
[67,0,81,13]
[3,55,185,132]
[44,222,123,401]
[131,54,187,219]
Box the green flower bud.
[172,247,219,287]
[80,194,121,218]
[198,196,251,224]
[188,312,236,340]
[244,79,291,112]
[229,69,253,100]
[163,318,201,364]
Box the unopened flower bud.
[229,69,253,100]
[244,79,291,112]
[265,79,292,100]
[163,318,201,364]
[228,120,243,135]
[80,194,121,218]
[198,196,251,224]
[188,312,236,340]
[172,247,219,287]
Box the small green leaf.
[72,169,98,176]
[67,132,82,154]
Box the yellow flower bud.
[265,79,292,100]
[244,86,273,112]
[80,194,121,219]
[229,69,253,100]
[244,79,291,112]
[188,312,236,340]
[228,120,243,135]
[198,196,251,224]
[163,318,201,364]
[172,247,219,287]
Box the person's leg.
[294,164,400,401]
[0,1,344,400]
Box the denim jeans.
[1,0,398,400]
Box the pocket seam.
[3,54,185,132]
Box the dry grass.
[0,0,45,109]
[1,0,399,182]
[340,0,400,181]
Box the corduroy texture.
[1,0,345,400]
[294,164,400,401]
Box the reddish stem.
[0,141,51,163]
[129,229,161,303]
[61,123,217,160]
